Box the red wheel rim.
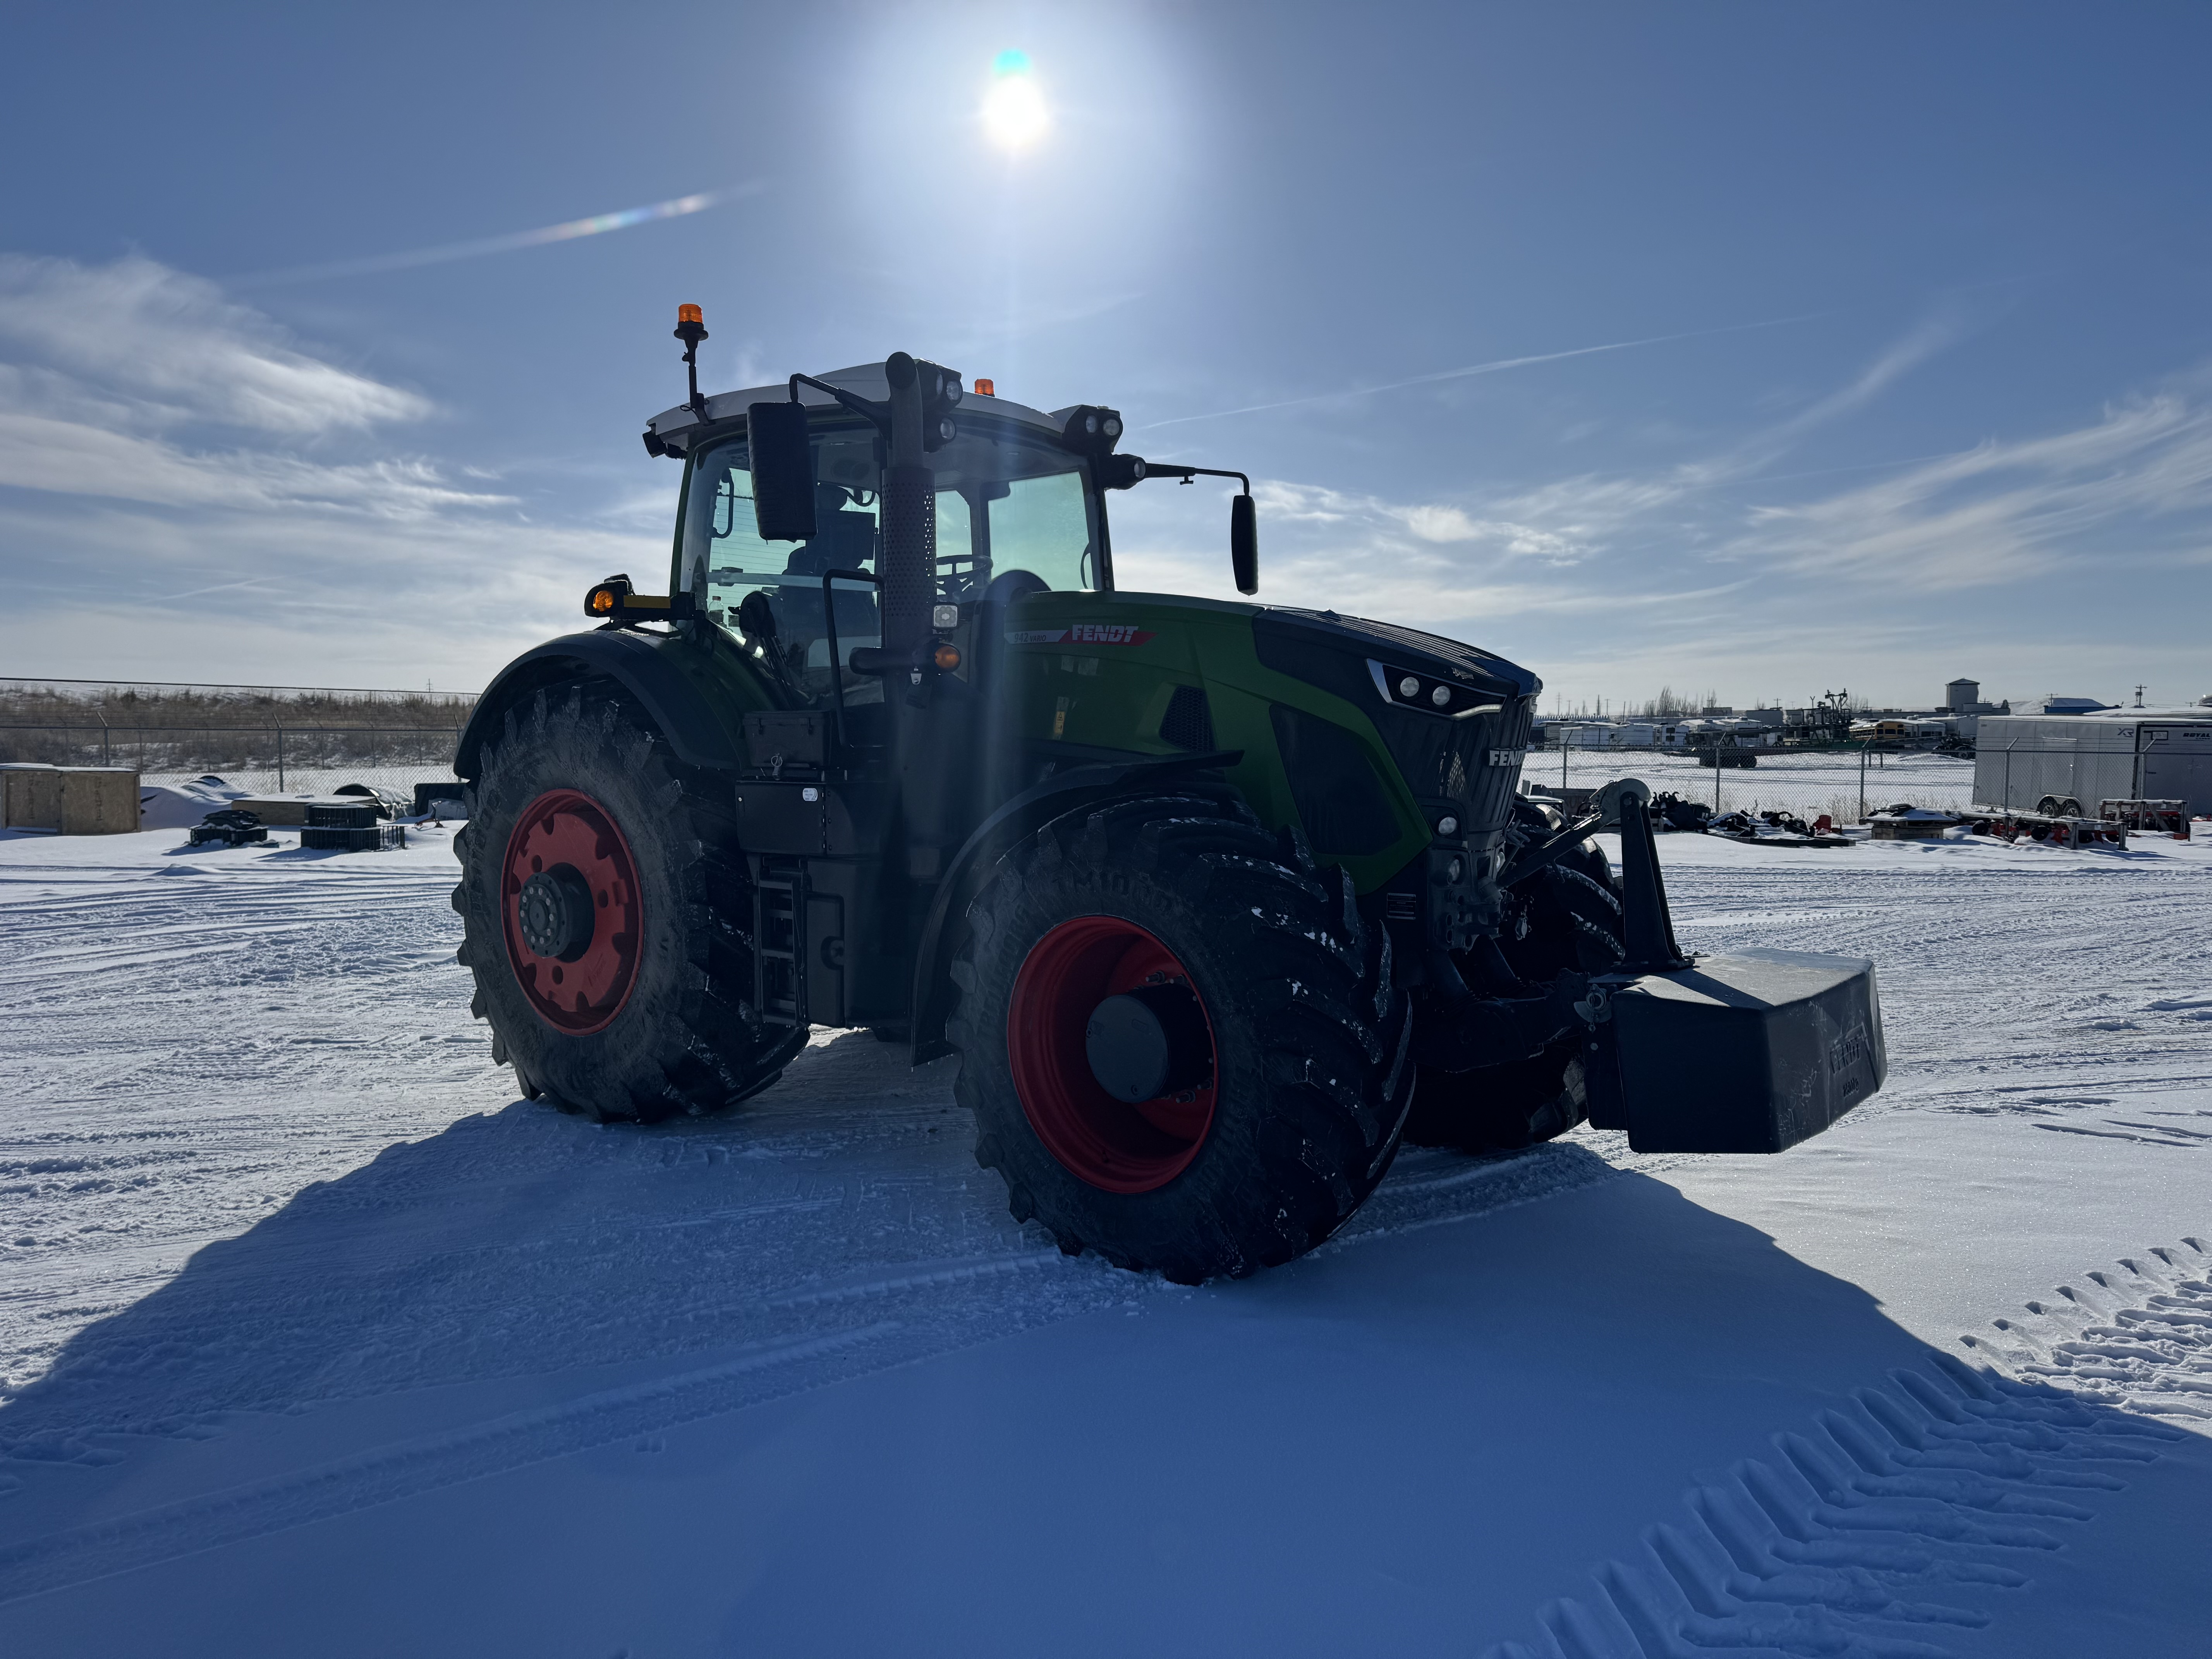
[1006,916,1218,1194]
[501,788,643,1035]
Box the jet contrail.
[231,184,766,287]
[1135,313,1826,432]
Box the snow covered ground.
[0,819,2207,1656]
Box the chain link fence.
[0,726,463,801]
[1523,742,1975,824]
[6,723,1976,828]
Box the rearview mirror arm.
[788,373,891,437]
[1140,463,1251,495]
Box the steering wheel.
[983,568,1049,605]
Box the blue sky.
[4,3,2209,710]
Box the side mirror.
[747,402,817,541]
[1230,493,1258,595]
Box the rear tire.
[951,792,1414,1282]
[452,683,805,1121]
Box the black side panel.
[457,630,745,778]
[1269,705,1401,857]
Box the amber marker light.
[974,378,995,396]
[677,304,704,327]
[933,643,963,672]
[588,587,618,615]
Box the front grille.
[1461,695,1535,834]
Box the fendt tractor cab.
[450,312,1886,1281]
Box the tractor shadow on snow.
[0,1079,2206,1655]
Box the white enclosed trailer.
[1973,712,2212,816]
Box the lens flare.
[983,53,1048,150]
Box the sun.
[983,51,1048,151]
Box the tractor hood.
[1255,607,1541,702]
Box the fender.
[908,749,1245,1064]
[456,629,746,779]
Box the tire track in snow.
[0,1322,905,1605]
[1481,1238,2211,1658]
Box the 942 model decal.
[1005,623,1157,646]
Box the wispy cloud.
[0,255,649,685]
[228,184,765,287]
[1367,316,1972,566]
[0,255,430,434]
[1738,393,2212,589]
[1111,474,1726,637]
[1134,313,1827,433]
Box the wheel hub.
[516,864,596,961]
[1085,985,1212,1104]
[501,789,643,1035]
[1007,916,1218,1194]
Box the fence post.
[276,724,285,792]
[1859,744,1868,823]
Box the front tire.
[951,793,1414,1282]
[452,684,806,1121]
[1404,834,1624,1155]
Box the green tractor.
[450,314,1886,1282]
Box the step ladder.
[753,859,807,1029]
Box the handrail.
[819,568,882,762]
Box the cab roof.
[646,361,1075,455]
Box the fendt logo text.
[1830,1021,1872,1076]
[1005,624,1157,647]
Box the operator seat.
[777,481,882,654]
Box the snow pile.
[135,773,251,830]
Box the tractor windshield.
[680,417,1103,702]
